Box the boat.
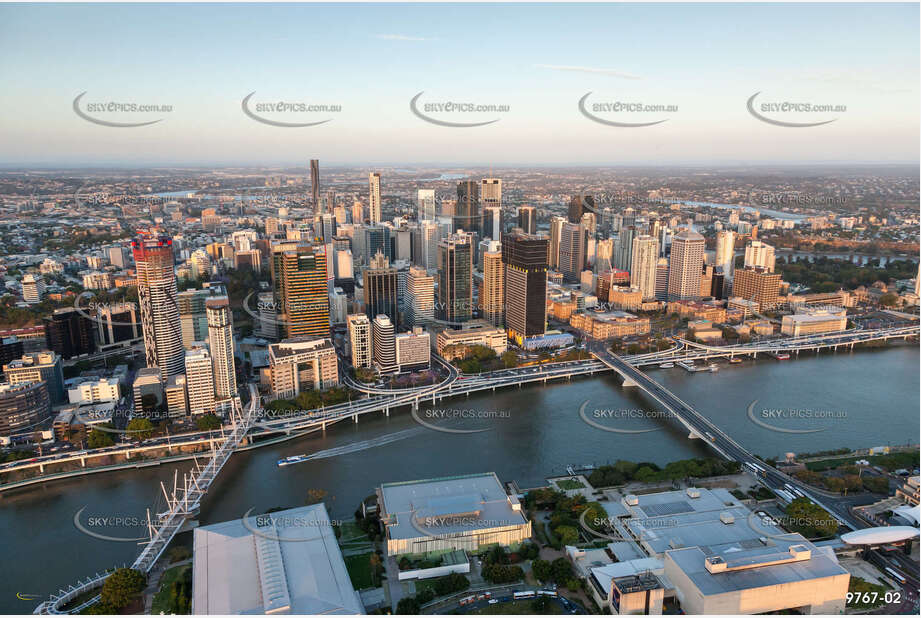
[677,361,704,372]
[769,352,791,360]
[277,454,310,467]
[659,362,675,369]
[708,364,719,372]
[729,357,742,364]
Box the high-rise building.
[108,245,128,269]
[417,221,440,271]
[43,308,95,360]
[364,225,391,265]
[437,234,473,324]
[132,234,185,378]
[329,287,348,325]
[454,180,480,235]
[347,314,372,368]
[184,345,215,415]
[667,229,706,301]
[655,258,669,301]
[732,267,782,311]
[481,178,501,208]
[310,159,320,212]
[568,194,595,224]
[483,206,502,240]
[21,273,44,304]
[417,189,436,221]
[363,254,399,327]
[630,235,659,300]
[517,206,537,234]
[558,222,586,282]
[406,266,435,327]
[744,240,776,273]
[369,172,382,223]
[614,226,636,272]
[548,216,566,269]
[272,242,330,339]
[206,296,236,405]
[481,243,505,327]
[503,232,549,343]
[372,315,397,374]
[351,200,364,224]
[395,328,431,372]
[0,382,51,438]
[178,289,210,349]
[715,230,736,279]
[164,374,188,418]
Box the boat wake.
[298,428,426,462]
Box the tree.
[531,558,551,582]
[87,426,115,449]
[369,552,383,586]
[195,413,222,431]
[396,597,420,614]
[879,292,899,307]
[501,350,519,368]
[305,488,328,505]
[99,568,146,611]
[126,418,154,441]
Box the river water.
[0,346,917,612]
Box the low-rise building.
[437,321,507,360]
[781,306,848,337]
[267,337,339,398]
[609,286,644,311]
[191,504,364,614]
[67,377,120,404]
[377,472,531,556]
[0,381,51,437]
[667,300,727,323]
[570,311,650,339]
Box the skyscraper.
[732,267,782,311]
[178,288,210,348]
[347,314,372,368]
[481,242,504,327]
[558,222,586,282]
[184,345,215,415]
[206,296,236,405]
[455,180,480,235]
[517,206,536,234]
[372,314,397,374]
[548,216,566,269]
[417,189,436,221]
[43,308,95,360]
[272,242,330,339]
[438,233,473,324]
[744,240,776,273]
[630,235,659,300]
[369,172,382,223]
[406,266,435,326]
[655,258,669,301]
[310,159,320,213]
[568,194,595,223]
[363,254,399,327]
[503,232,549,343]
[132,234,184,378]
[614,226,636,272]
[715,230,736,278]
[481,178,501,208]
[483,206,502,240]
[667,229,706,301]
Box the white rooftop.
[192,504,363,615]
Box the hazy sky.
[0,2,918,167]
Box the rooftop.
[192,504,363,615]
[379,472,527,541]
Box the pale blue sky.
[0,3,917,166]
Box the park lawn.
[847,577,890,610]
[806,450,919,472]
[343,552,376,590]
[556,479,584,490]
[151,565,191,615]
